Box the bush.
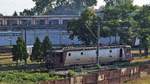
[96,64,101,69]
[0,71,63,84]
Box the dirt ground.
[124,75,150,84]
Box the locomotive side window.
[109,50,112,53]
[81,52,83,55]
[68,53,71,56]
[120,48,123,58]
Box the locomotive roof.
[52,45,131,52]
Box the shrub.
[0,71,63,84]
[68,70,76,77]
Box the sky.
[0,0,150,15]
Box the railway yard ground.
[0,49,150,84]
[124,75,150,84]
[132,56,150,63]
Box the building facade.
[0,15,79,28]
[0,15,120,46]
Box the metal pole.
[10,25,12,46]
[96,22,100,65]
[24,26,27,45]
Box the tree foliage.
[0,13,3,16]
[104,0,133,7]
[31,36,52,62]
[31,37,42,62]
[12,45,19,62]
[12,37,28,64]
[13,11,18,16]
[42,36,52,60]
[67,8,101,45]
[20,9,35,16]
[134,5,150,56]
[103,0,138,45]
[32,0,97,15]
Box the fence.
[39,66,142,84]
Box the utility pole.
[9,25,12,46]
[96,21,101,65]
[24,25,27,45]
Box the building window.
[21,20,31,25]
[49,20,59,25]
[7,20,17,26]
[63,20,70,25]
[36,19,45,25]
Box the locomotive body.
[46,45,132,68]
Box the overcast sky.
[0,0,150,15]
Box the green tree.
[12,45,19,64]
[103,0,138,45]
[20,9,35,16]
[14,37,28,64]
[31,37,42,62]
[134,5,150,57]
[67,8,101,45]
[13,11,18,16]
[42,36,52,61]
[104,0,133,7]
[32,0,97,15]
[0,13,3,16]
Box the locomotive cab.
[123,46,132,61]
[119,45,132,62]
[45,49,64,69]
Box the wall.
[39,66,141,84]
[0,29,120,46]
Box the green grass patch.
[0,71,63,84]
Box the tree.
[67,8,101,45]
[31,37,42,62]
[13,37,28,64]
[20,9,35,16]
[134,5,150,57]
[13,11,18,16]
[0,13,3,16]
[32,0,97,15]
[104,0,133,7]
[12,45,19,64]
[42,36,52,61]
[102,0,138,45]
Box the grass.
[0,71,64,84]
[124,75,150,84]
[132,56,150,63]
[131,50,145,54]
[0,53,13,64]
